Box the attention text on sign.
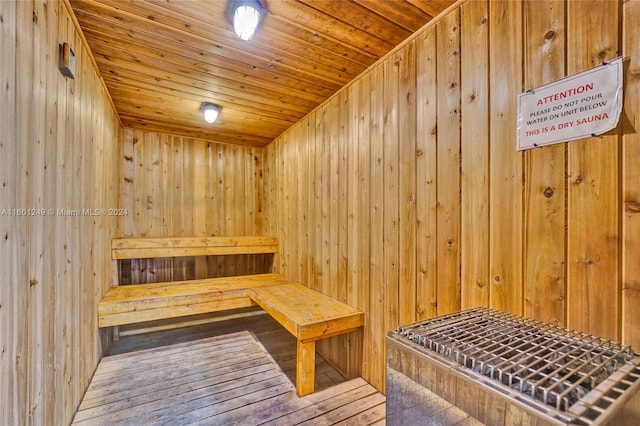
[516,58,623,151]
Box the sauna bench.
[98,236,364,396]
[249,282,364,396]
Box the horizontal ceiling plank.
[78,0,356,87]
[110,88,291,137]
[297,0,411,46]
[101,64,310,119]
[353,0,436,32]
[74,11,338,98]
[406,0,456,18]
[91,49,318,114]
[148,0,377,68]
[105,79,301,128]
[119,116,273,148]
[70,0,448,147]
[265,0,396,58]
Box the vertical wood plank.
[193,139,208,278]
[347,80,360,306]
[0,0,17,423]
[335,91,351,373]
[345,81,360,376]
[368,64,385,391]
[436,9,461,315]
[489,0,524,315]
[134,131,147,239]
[64,7,79,412]
[29,0,47,422]
[281,134,291,277]
[15,1,34,421]
[312,110,322,291]
[42,0,59,419]
[308,111,318,289]
[53,1,69,420]
[338,91,349,306]
[398,41,417,325]
[216,143,227,276]
[566,0,621,341]
[461,0,490,310]
[522,0,567,326]
[160,133,172,237]
[121,130,135,237]
[205,139,217,239]
[300,119,309,286]
[356,74,370,381]
[148,131,162,237]
[415,25,438,321]
[326,96,341,364]
[316,105,330,358]
[329,96,340,303]
[383,56,400,369]
[622,0,640,351]
[320,105,330,298]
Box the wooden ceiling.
[70,0,455,147]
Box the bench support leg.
[296,340,315,397]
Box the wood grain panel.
[566,0,621,341]
[398,41,417,326]
[415,25,438,321]
[263,0,640,393]
[1,0,121,423]
[460,0,489,310]
[5,3,637,422]
[383,57,400,371]
[356,74,371,382]
[367,64,386,391]
[623,0,640,352]
[118,129,268,284]
[488,0,524,315]
[436,9,461,316]
[69,0,454,146]
[523,0,566,325]
[0,0,18,423]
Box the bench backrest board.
[112,236,278,260]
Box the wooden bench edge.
[98,297,257,327]
[111,236,278,260]
[98,273,288,325]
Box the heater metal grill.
[389,307,640,425]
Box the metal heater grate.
[390,307,640,425]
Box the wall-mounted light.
[228,0,264,41]
[201,103,221,124]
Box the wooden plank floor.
[73,310,385,425]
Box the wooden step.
[249,282,364,342]
[250,282,364,396]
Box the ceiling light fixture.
[202,103,221,124]
[228,0,264,41]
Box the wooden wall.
[118,129,268,283]
[264,0,640,393]
[0,1,121,424]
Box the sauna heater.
[386,307,640,425]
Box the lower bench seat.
[98,272,364,396]
[98,273,290,328]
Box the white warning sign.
[517,58,623,151]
